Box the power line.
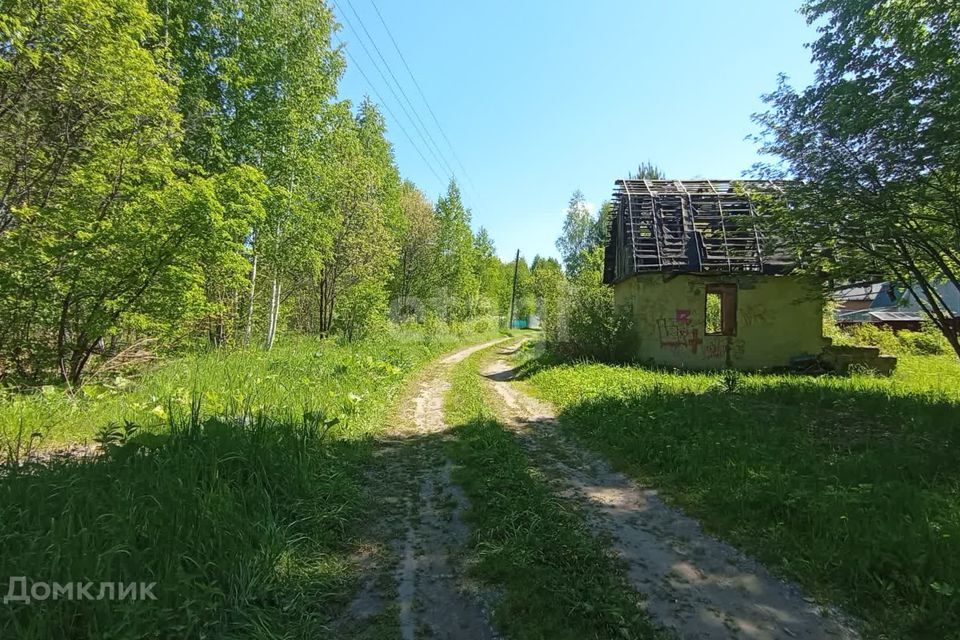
[341,0,457,182]
[336,39,445,186]
[333,1,452,185]
[366,0,482,203]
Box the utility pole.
[508,249,520,330]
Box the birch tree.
[158,0,342,348]
[434,180,477,319]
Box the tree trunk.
[945,323,960,360]
[67,334,94,388]
[318,269,336,336]
[56,293,72,387]
[399,249,410,319]
[244,252,258,346]
[265,276,281,350]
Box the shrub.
[546,282,636,363]
[449,320,467,338]
[843,323,901,354]
[420,312,449,346]
[473,316,493,334]
[836,322,950,356]
[898,325,949,355]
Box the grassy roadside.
[443,342,666,640]
[520,348,960,639]
[0,329,501,453]
[0,329,500,639]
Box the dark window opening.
[705,284,737,336]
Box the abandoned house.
[603,179,835,371]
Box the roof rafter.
[603,179,793,284]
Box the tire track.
[481,343,860,640]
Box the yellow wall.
[613,273,829,370]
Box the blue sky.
[333,0,819,261]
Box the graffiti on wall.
[704,338,745,361]
[741,304,769,328]
[705,341,725,359]
[657,309,702,353]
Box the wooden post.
[508,249,520,330]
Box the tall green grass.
[0,411,366,638]
[523,352,960,639]
[0,329,490,453]
[0,327,500,638]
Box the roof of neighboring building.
[869,310,925,322]
[603,179,795,284]
[833,283,888,302]
[899,281,960,315]
[833,281,960,317]
[837,307,925,324]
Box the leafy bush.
[419,312,449,346]
[836,323,949,356]
[473,316,493,334]
[841,323,901,354]
[449,320,467,338]
[898,325,949,355]
[545,282,636,363]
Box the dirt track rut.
[482,343,860,640]
[339,339,504,640]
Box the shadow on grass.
[528,357,960,638]
[0,412,373,639]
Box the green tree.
[530,255,566,332]
[158,0,343,348]
[515,259,536,320]
[592,201,614,251]
[313,99,401,340]
[753,0,960,358]
[198,168,270,347]
[0,0,240,384]
[629,161,665,180]
[390,181,439,318]
[556,190,595,278]
[498,255,534,325]
[473,227,503,317]
[435,180,477,319]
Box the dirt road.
[338,338,505,640]
[338,338,861,640]
[481,342,860,640]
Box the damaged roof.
[603,179,795,284]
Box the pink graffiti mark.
[657,318,702,354]
[675,309,691,324]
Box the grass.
[520,348,960,639]
[443,345,666,640]
[0,328,492,453]
[0,327,501,639]
[1,411,366,638]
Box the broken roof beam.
[604,179,792,283]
